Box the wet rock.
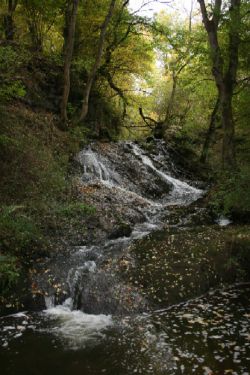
[231,208,250,224]
[122,225,250,309]
[78,270,148,315]
[11,140,204,316]
[108,223,132,240]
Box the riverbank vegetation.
[0,0,249,297]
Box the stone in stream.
[108,223,132,240]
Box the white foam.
[0,312,28,319]
[132,144,203,204]
[44,299,113,350]
[83,260,97,273]
[216,216,232,227]
[76,149,110,181]
[45,295,55,309]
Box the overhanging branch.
[139,107,160,130]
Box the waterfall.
[37,140,204,348]
[44,141,204,319]
[76,141,203,206]
[76,148,111,182]
[131,143,203,205]
[44,298,113,350]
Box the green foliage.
[0,206,42,254]
[20,0,65,52]
[0,46,21,70]
[210,166,250,217]
[0,134,16,148]
[0,255,20,292]
[67,126,90,154]
[54,202,96,217]
[67,102,77,117]
[0,81,26,100]
[0,46,27,100]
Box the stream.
[1,141,249,375]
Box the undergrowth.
[0,103,94,293]
[210,166,250,221]
[0,255,20,294]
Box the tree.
[21,0,64,52]
[99,0,131,118]
[151,8,200,138]
[79,0,117,122]
[60,0,79,124]
[200,95,220,163]
[198,0,241,168]
[3,0,18,41]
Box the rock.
[108,223,132,240]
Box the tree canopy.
[0,0,249,165]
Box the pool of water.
[1,283,250,375]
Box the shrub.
[0,46,27,100]
[210,166,250,219]
[0,206,42,254]
[0,255,20,292]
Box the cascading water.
[130,143,203,205]
[41,141,204,343]
[2,140,249,375]
[30,141,202,348]
[76,141,202,207]
[76,148,111,182]
[43,298,113,351]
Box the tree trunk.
[200,96,220,163]
[221,86,235,167]
[60,0,79,125]
[29,24,43,52]
[198,0,240,169]
[161,74,177,136]
[221,0,240,168]
[79,0,116,122]
[4,14,15,40]
[63,1,71,54]
[3,0,18,40]
[100,69,127,118]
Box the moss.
[54,202,96,217]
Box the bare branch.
[139,107,159,129]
